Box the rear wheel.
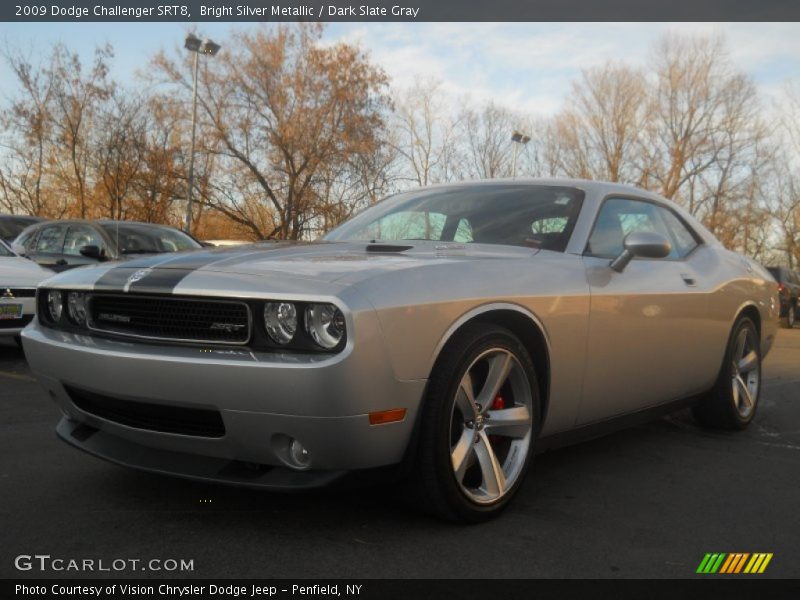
[412,323,539,522]
[693,317,761,430]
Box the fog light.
[289,439,311,469]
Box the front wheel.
[786,304,796,329]
[412,323,540,522]
[693,316,761,430]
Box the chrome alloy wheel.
[449,348,534,505]
[731,327,760,419]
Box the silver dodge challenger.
[22,179,778,521]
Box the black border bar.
[6,579,800,599]
[2,0,800,22]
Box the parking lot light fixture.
[183,33,221,234]
[511,131,531,178]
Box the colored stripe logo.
[697,553,773,574]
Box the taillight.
[778,283,785,293]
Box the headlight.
[304,303,345,349]
[264,302,297,345]
[46,290,63,322]
[67,292,87,325]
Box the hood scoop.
[365,243,414,253]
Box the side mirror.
[79,244,105,260]
[610,231,672,273]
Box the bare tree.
[47,44,114,218]
[151,24,391,240]
[0,46,58,216]
[92,93,147,220]
[544,63,648,183]
[392,79,460,186]
[459,102,517,179]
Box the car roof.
[0,214,46,222]
[407,178,668,201]
[27,219,180,231]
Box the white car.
[0,239,50,342]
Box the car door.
[28,223,68,271]
[578,197,714,424]
[61,224,109,269]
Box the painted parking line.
[0,370,36,382]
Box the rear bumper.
[22,319,426,486]
[777,297,795,318]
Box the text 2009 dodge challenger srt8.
[22,179,778,521]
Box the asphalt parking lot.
[1,331,799,579]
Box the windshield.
[99,224,202,254]
[0,240,14,257]
[324,184,584,252]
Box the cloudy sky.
[1,22,798,115]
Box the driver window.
[63,226,104,256]
[587,198,676,259]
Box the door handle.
[681,273,696,286]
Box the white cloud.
[326,22,800,118]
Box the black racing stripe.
[91,242,322,294]
[92,250,255,293]
[126,268,196,294]
[94,267,138,291]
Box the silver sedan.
[22,179,778,521]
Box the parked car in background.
[23,179,778,521]
[12,220,203,272]
[0,239,51,344]
[767,266,800,328]
[0,214,46,245]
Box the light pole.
[511,131,531,178]
[184,33,221,235]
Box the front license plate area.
[0,303,23,320]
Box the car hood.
[45,241,540,289]
[0,256,52,286]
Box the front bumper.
[0,296,35,336]
[23,320,426,489]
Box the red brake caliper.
[489,395,505,444]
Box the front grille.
[0,314,33,329]
[1,288,36,298]
[65,385,226,438]
[88,294,251,345]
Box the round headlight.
[46,290,63,322]
[304,303,345,349]
[67,292,87,325]
[264,302,297,345]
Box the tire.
[411,322,540,522]
[693,316,761,430]
[785,304,796,329]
